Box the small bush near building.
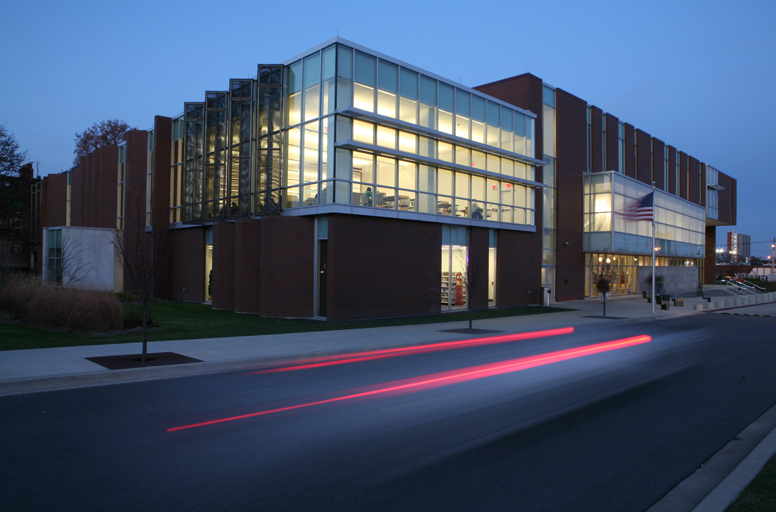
[0,282,123,332]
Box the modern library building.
[39,37,737,321]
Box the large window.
[441,226,468,310]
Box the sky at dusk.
[2,0,774,256]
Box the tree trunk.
[141,298,148,362]
[469,307,473,331]
[603,293,606,318]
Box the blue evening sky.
[2,0,774,255]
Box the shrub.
[0,282,124,333]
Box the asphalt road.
[2,314,776,511]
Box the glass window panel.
[455,89,471,117]
[501,182,514,205]
[400,68,418,99]
[471,150,486,170]
[285,127,301,187]
[302,183,318,206]
[455,198,469,217]
[472,96,486,121]
[353,182,372,206]
[438,109,453,134]
[287,61,302,93]
[335,148,351,180]
[304,53,321,89]
[322,46,336,80]
[419,165,436,193]
[514,185,526,207]
[438,196,453,215]
[378,60,398,93]
[485,203,499,221]
[501,206,513,223]
[352,151,373,184]
[419,136,436,158]
[353,120,374,144]
[487,124,500,148]
[487,154,500,174]
[501,158,514,177]
[398,161,416,189]
[336,115,352,141]
[438,169,453,196]
[377,89,396,117]
[376,126,396,148]
[418,192,436,214]
[438,141,454,162]
[376,156,396,187]
[455,173,470,198]
[455,146,470,167]
[304,82,320,121]
[399,96,417,124]
[398,131,416,153]
[302,121,320,183]
[487,101,500,127]
[337,45,353,78]
[543,85,555,107]
[398,191,416,211]
[487,179,499,203]
[375,186,395,208]
[472,120,485,143]
[471,175,486,201]
[420,75,437,105]
[438,83,454,112]
[354,51,376,86]
[353,83,374,112]
[455,115,470,139]
[285,186,300,208]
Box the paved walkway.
[2,293,775,512]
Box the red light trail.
[168,334,651,432]
[247,327,575,374]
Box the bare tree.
[0,125,27,177]
[111,194,175,362]
[74,119,134,165]
[594,249,616,318]
[42,237,95,288]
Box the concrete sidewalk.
[1,293,775,512]
[0,294,703,396]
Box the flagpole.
[651,182,656,314]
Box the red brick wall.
[717,171,736,225]
[234,218,262,313]
[326,215,439,321]
[151,116,173,298]
[555,89,587,301]
[468,227,490,310]
[667,146,677,195]
[497,229,542,306]
[169,227,206,302]
[652,138,665,191]
[689,157,701,206]
[624,124,636,179]
[590,106,604,172]
[212,220,235,310]
[636,129,652,185]
[605,114,619,172]
[679,152,689,200]
[259,216,315,318]
[44,173,68,228]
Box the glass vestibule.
[441,226,468,310]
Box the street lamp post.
[771,239,775,275]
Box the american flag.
[624,192,654,221]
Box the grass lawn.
[0,302,572,351]
[726,454,776,512]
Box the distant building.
[727,231,750,262]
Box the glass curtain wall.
[585,253,700,297]
[228,80,253,216]
[183,103,204,222]
[441,226,468,310]
[255,65,284,214]
[204,92,228,220]
[279,43,539,228]
[542,85,556,300]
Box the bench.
[661,302,670,310]
[673,298,684,307]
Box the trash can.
[541,287,551,306]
